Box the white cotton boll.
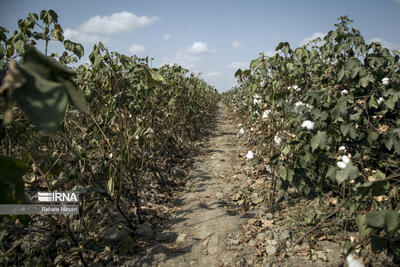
[377,97,384,105]
[301,120,315,130]
[341,90,349,95]
[337,161,347,169]
[260,81,266,87]
[287,86,292,90]
[346,253,365,267]
[274,135,281,146]
[239,123,242,127]
[246,151,254,159]
[266,165,272,173]
[293,85,301,92]
[239,128,245,135]
[338,146,347,153]
[382,77,390,85]
[342,155,351,164]
[262,110,271,119]
[255,111,260,117]
[250,127,254,132]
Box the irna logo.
[37,192,79,203]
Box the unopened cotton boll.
[274,135,281,146]
[301,120,315,130]
[337,161,347,169]
[382,77,390,85]
[246,151,254,159]
[342,155,351,164]
[377,97,384,105]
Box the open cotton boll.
[346,253,365,267]
[239,128,245,135]
[337,161,347,169]
[266,165,272,173]
[342,155,351,164]
[338,146,347,153]
[250,127,254,132]
[274,135,281,145]
[294,101,305,112]
[301,120,315,130]
[382,77,390,85]
[262,109,271,119]
[341,90,348,95]
[293,85,301,92]
[246,151,254,159]
[377,97,384,105]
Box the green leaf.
[371,235,385,252]
[143,65,167,86]
[58,77,89,114]
[384,210,399,232]
[64,40,84,59]
[51,28,64,42]
[0,157,28,204]
[356,214,374,237]
[360,73,374,88]
[15,40,26,55]
[281,145,290,155]
[365,210,385,228]
[118,236,134,255]
[311,130,327,151]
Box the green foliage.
[222,15,400,257]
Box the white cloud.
[231,41,243,49]
[368,38,400,51]
[227,61,248,69]
[299,32,326,46]
[78,11,159,34]
[186,42,216,54]
[129,44,146,54]
[205,70,221,78]
[164,34,171,40]
[203,71,221,83]
[64,28,102,43]
[162,52,200,68]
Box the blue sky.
[1,0,399,92]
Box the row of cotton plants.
[222,16,400,259]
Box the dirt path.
[134,103,244,266]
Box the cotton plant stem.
[294,199,348,246]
